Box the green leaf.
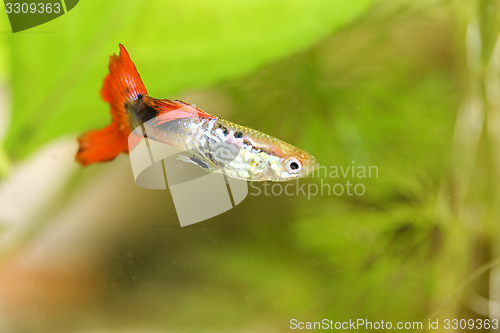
[4,0,375,160]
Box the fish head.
[271,147,319,181]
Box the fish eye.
[285,157,302,174]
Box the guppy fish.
[76,44,318,181]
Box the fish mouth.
[304,161,320,176]
[310,161,320,172]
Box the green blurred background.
[0,0,499,332]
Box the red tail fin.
[76,44,148,166]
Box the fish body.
[76,44,318,181]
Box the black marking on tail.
[125,98,158,125]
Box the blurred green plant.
[1,0,375,167]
